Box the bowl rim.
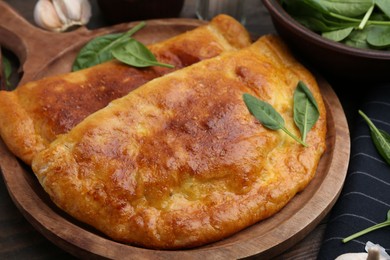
[261,0,390,60]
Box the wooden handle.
[0,1,97,84]
[0,1,38,64]
[0,2,205,84]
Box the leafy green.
[293,81,320,142]
[111,39,174,68]
[341,112,390,243]
[243,93,308,147]
[343,26,372,49]
[375,0,390,18]
[313,0,373,17]
[359,110,390,165]
[367,25,390,47]
[322,27,354,41]
[343,209,390,243]
[282,0,390,50]
[1,54,12,90]
[72,22,146,71]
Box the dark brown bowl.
[262,0,390,83]
[97,0,185,24]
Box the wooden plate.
[0,2,350,259]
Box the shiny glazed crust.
[32,35,327,249]
[0,14,251,165]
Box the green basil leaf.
[243,93,285,130]
[243,93,308,146]
[293,81,320,142]
[367,25,390,47]
[72,22,146,71]
[343,209,390,243]
[112,39,174,68]
[322,26,354,41]
[359,110,390,165]
[372,129,390,164]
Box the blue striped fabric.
[318,86,390,259]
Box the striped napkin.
[318,85,390,259]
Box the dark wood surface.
[0,0,363,259]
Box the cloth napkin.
[318,85,390,259]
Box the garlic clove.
[335,253,369,260]
[34,0,63,32]
[52,0,72,25]
[33,0,92,32]
[79,0,92,25]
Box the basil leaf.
[293,81,320,142]
[72,22,146,71]
[112,39,174,68]
[359,110,390,165]
[343,209,390,243]
[1,54,12,90]
[243,93,307,146]
[243,93,285,130]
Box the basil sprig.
[112,39,174,68]
[341,111,390,243]
[72,22,173,71]
[1,53,12,90]
[281,0,390,50]
[359,110,390,165]
[294,81,320,142]
[343,209,390,243]
[243,81,320,147]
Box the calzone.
[0,14,251,165]
[32,35,327,249]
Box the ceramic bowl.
[261,0,390,82]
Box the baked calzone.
[32,35,327,249]
[0,14,251,165]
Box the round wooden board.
[0,2,350,259]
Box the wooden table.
[0,0,362,259]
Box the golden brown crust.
[32,35,327,249]
[0,14,251,165]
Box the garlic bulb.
[335,241,390,260]
[34,0,92,32]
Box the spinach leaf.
[342,26,371,49]
[282,0,390,50]
[111,39,174,68]
[72,21,146,71]
[243,93,307,146]
[293,81,320,142]
[343,209,390,243]
[358,4,374,29]
[322,26,354,41]
[359,110,390,165]
[367,25,390,48]
[375,0,390,18]
[310,0,373,17]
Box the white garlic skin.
[34,0,92,32]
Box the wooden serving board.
[0,1,350,259]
